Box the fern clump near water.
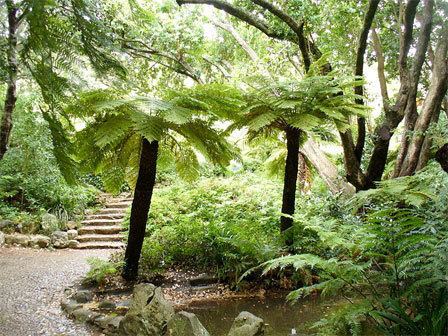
[246,163,448,335]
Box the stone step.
[78,226,124,235]
[77,241,125,249]
[97,208,127,215]
[105,202,131,209]
[77,234,124,242]
[85,214,125,220]
[81,219,123,226]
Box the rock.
[167,311,210,336]
[119,284,175,336]
[66,221,78,230]
[73,290,93,303]
[41,213,60,233]
[51,231,69,248]
[93,315,111,329]
[109,316,124,329]
[0,231,4,246]
[72,308,92,322]
[4,233,30,247]
[189,274,218,286]
[28,235,51,248]
[0,219,15,232]
[67,229,78,240]
[98,300,116,310]
[68,240,79,249]
[61,299,83,315]
[228,311,265,336]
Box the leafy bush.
[0,93,99,229]
[252,163,448,335]
[83,258,124,286]
[132,172,283,282]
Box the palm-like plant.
[232,59,368,245]
[72,87,238,280]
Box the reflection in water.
[186,294,338,336]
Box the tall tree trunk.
[399,30,448,176]
[122,138,159,281]
[393,0,434,176]
[0,1,19,160]
[280,126,300,246]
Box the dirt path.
[0,247,112,336]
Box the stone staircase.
[76,195,132,249]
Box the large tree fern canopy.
[71,87,238,193]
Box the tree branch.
[122,41,204,84]
[250,0,311,71]
[354,0,381,162]
[176,0,293,42]
[371,28,390,110]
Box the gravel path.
[0,247,112,336]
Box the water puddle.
[186,293,339,335]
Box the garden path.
[0,247,111,336]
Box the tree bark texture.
[302,139,355,195]
[399,35,448,176]
[0,1,19,160]
[280,127,300,244]
[394,0,434,176]
[122,138,159,281]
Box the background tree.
[177,0,448,190]
[0,0,123,165]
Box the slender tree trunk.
[399,30,448,176]
[435,144,448,173]
[280,126,300,246]
[122,138,159,281]
[0,1,19,160]
[302,139,355,195]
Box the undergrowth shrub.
[250,163,448,335]
[83,258,124,286]
[133,173,283,282]
[0,93,98,229]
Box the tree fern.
[72,87,237,193]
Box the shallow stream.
[186,294,340,335]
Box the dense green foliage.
[129,172,283,282]
[0,92,97,230]
[254,163,448,335]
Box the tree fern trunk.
[280,126,301,246]
[123,138,159,281]
[0,1,19,160]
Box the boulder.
[51,231,69,248]
[228,311,265,336]
[0,231,4,246]
[61,298,83,315]
[72,308,93,322]
[98,300,116,310]
[28,235,51,248]
[41,213,60,233]
[66,221,78,230]
[67,229,78,240]
[119,284,175,336]
[0,220,15,232]
[4,233,30,247]
[73,290,93,303]
[68,240,79,249]
[167,311,210,336]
